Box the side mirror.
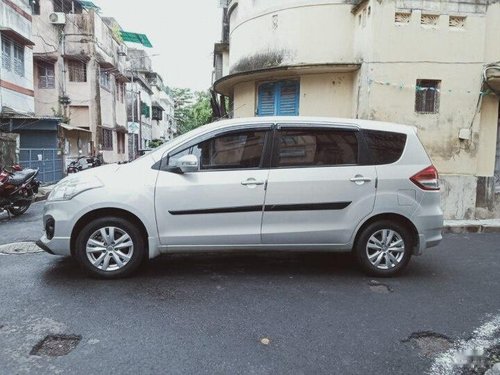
[176,154,199,173]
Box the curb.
[443,225,500,234]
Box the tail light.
[410,165,440,191]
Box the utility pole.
[138,90,142,150]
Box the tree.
[172,88,213,135]
[148,139,164,149]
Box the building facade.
[0,0,64,182]
[212,0,500,220]
[126,48,176,157]
[32,0,129,166]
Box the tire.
[74,216,147,279]
[8,201,31,217]
[354,220,413,277]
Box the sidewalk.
[443,219,500,233]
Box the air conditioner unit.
[49,12,66,25]
[117,44,127,57]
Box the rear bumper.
[413,212,443,255]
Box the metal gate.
[19,148,64,184]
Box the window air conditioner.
[49,12,66,25]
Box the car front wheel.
[354,220,413,277]
[75,216,146,279]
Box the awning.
[213,63,361,96]
[0,28,35,46]
[120,31,153,48]
[77,1,101,12]
[151,100,165,111]
[60,123,92,133]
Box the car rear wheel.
[354,220,413,277]
[75,216,146,279]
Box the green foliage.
[172,88,213,135]
[148,139,164,149]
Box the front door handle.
[241,178,265,186]
[350,175,372,185]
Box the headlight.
[48,176,103,201]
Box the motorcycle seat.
[8,169,38,186]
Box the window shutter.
[257,82,276,116]
[278,81,299,116]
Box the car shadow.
[41,250,439,285]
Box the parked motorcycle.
[0,167,40,217]
[67,156,102,174]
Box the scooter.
[0,167,40,217]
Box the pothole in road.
[30,334,82,357]
[403,331,453,357]
[368,280,393,294]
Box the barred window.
[13,44,24,77]
[68,60,87,82]
[100,70,111,91]
[102,128,113,150]
[2,37,12,71]
[415,79,441,114]
[38,62,55,89]
[152,106,163,121]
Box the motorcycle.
[67,155,102,174]
[0,167,40,217]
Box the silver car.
[37,117,443,278]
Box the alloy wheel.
[365,229,405,270]
[85,226,134,272]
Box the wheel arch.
[70,208,149,257]
[353,213,419,254]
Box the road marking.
[429,314,500,374]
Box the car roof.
[197,116,416,135]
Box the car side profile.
[37,117,443,278]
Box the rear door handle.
[241,178,265,186]
[350,175,372,185]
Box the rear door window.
[274,129,358,167]
[363,130,407,165]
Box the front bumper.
[37,234,71,256]
[38,199,82,257]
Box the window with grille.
[101,128,113,150]
[68,60,87,82]
[449,15,466,28]
[415,79,441,114]
[152,106,163,121]
[257,80,299,116]
[2,37,12,71]
[13,44,24,77]
[32,0,40,15]
[100,70,111,91]
[38,62,55,89]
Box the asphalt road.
[0,201,44,244]
[0,232,499,374]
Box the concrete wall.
[0,0,34,114]
[229,1,356,74]
[222,0,500,219]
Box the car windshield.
[129,123,220,163]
